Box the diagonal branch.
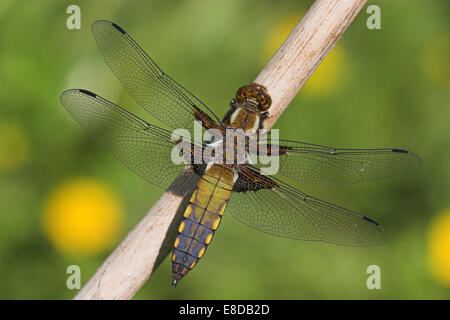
[74,0,368,300]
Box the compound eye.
[236,87,248,102]
[258,95,272,111]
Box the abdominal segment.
[171,164,234,286]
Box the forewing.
[254,139,421,184]
[227,166,388,246]
[91,20,223,132]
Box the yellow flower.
[428,208,450,287]
[421,33,450,89]
[262,12,346,97]
[301,46,346,96]
[262,14,304,64]
[42,177,123,256]
[0,122,30,171]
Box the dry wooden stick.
[74,0,367,300]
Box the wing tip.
[377,228,389,246]
[60,88,77,103]
[91,19,109,30]
[111,22,126,34]
[390,148,422,170]
[78,89,97,98]
[60,89,98,107]
[91,19,126,35]
[363,215,379,226]
[60,88,97,98]
[362,216,389,246]
[391,148,408,154]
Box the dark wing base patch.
[233,166,278,192]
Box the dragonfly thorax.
[228,108,260,135]
[204,129,252,168]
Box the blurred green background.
[0,0,449,299]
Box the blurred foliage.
[0,0,449,299]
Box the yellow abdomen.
[171,164,235,286]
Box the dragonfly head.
[235,83,272,113]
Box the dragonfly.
[61,20,421,287]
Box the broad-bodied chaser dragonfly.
[61,20,421,287]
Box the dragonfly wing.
[254,139,421,184]
[227,166,388,246]
[60,89,200,189]
[91,20,223,132]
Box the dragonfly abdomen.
[171,164,235,286]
